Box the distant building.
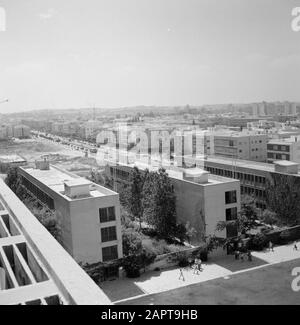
[0,179,111,305]
[13,125,30,139]
[18,161,123,266]
[179,155,300,209]
[0,155,27,173]
[267,136,300,164]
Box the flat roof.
[192,155,300,176]
[273,160,299,166]
[108,160,238,186]
[19,165,117,200]
[0,154,26,163]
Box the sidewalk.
[100,242,300,303]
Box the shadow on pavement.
[210,254,268,272]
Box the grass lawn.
[118,258,300,305]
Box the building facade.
[18,162,123,265]
[105,162,240,243]
[0,179,111,305]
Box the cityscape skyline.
[1,0,300,113]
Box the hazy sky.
[0,0,300,113]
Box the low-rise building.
[13,125,31,139]
[0,179,111,305]
[0,155,27,173]
[18,161,123,266]
[105,161,241,243]
[267,137,300,164]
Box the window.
[225,207,238,237]
[101,226,117,242]
[99,207,116,223]
[225,190,237,204]
[102,245,118,262]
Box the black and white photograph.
[0,0,300,311]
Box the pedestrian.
[234,250,240,260]
[269,241,274,252]
[240,252,244,262]
[247,251,252,262]
[188,257,194,268]
[198,258,203,272]
[179,268,185,281]
[293,241,298,251]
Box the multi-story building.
[173,130,267,162]
[18,161,123,266]
[0,179,111,305]
[0,124,13,140]
[267,137,300,164]
[178,155,300,209]
[105,161,241,243]
[13,125,31,139]
[212,131,267,162]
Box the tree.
[142,168,177,238]
[265,174,300,226]
[259,209,278,226]
[185,222,198,244]
[125,167,144,229]
[5,167,19,193]
[216,195,259,236]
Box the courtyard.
[99,242,300,304]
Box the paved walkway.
[100,242,300,303]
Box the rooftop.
[19,165,117,200]
[0,155,27,164]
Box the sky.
[0,0,300,113]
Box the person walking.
[293,241,298,251]
[198,258,203,272]
[269,241,274,252]
[247,250,252,262]
[235,250,240,260]
[179,268,185,281]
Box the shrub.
[279,229,291,244]
[178,255,189,267]
[249,233,268,251]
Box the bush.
[177,255,189,267]
[249,233,268,251]
[279,229,291,244]
[199,249,208,262]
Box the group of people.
[178,257,203,281]
[234,250,252,262]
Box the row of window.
[21,176,55,209]
[241,186,266,198]
[267,144,290,152]
[267,152,290,160]
[205,166,266,185]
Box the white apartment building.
[13,125,31,139]
[106,161,241,244]
[18,161,123,266]
[0,179,111,305]
[267,136,300,164]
